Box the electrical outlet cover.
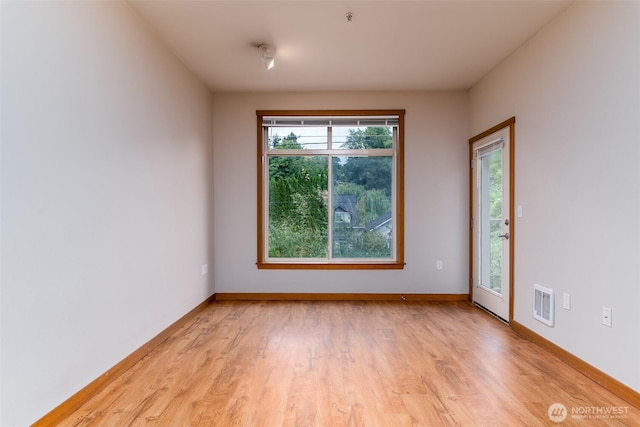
[602,307,612,327]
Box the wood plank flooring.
[58,301,639,426]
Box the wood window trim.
[256,109,405,270]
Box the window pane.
[488,149,503,292]
[257,110,404,269]
[268,156,328,258]
[331,126,394,150]
[332,156,393,258]
[479,149,503,293]
[269,127,328,150]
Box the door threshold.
[473,302,509,325]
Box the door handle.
[498,232,510,240]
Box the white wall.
[469,1,640,391]
[213,92,469,295]
[1,2,214,425]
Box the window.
[257,110,405,269]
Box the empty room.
[1,1,639,425]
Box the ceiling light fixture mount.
[345,12,353,23]
[258,44,276,70]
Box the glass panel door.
[471,126,511,322]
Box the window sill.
[256,262,406,270]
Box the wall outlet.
[602,306,612,327]
[201,264,208,276]
[562,293,571,310]
[436,260,443,270]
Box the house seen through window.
[257,110,405,269]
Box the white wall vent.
[533,284,554,326]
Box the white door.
[471,125,512,322]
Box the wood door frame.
[469,117,515,323]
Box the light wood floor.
[59,301,639,426]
